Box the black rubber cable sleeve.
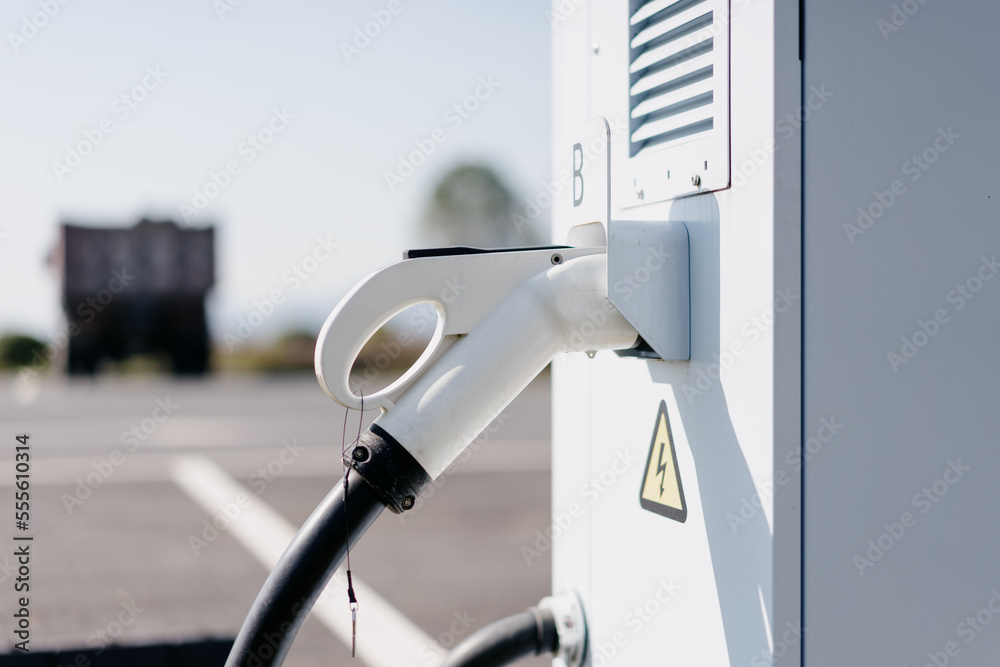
[439,607,558,667]
[224,475,385,667]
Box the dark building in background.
[52,219,215,375]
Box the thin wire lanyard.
[341,390,364,657]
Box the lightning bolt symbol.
[656,441,668,497]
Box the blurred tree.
[264,330,317,372]
[421,164,544,247]
[0,334,46,369]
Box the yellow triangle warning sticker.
[639,401,687,522]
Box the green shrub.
[0,334,47,369]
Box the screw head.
[352,446,369,462]
[401,496,415,510]
[691,174,701,187]
[551,253,563,265]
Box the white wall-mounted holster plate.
[607,220,690,360]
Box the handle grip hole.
[348,303,440,396]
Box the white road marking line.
[169,455,445,667]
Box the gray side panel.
[804,1,1000,665]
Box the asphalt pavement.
[0,370,553,667]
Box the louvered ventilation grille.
[629,0,716,157]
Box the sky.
[0,0,552,346]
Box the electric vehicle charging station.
[227,2,999,666]
[549,1,999,666]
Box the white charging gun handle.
[316,246,637,489]
[373,252,636,479]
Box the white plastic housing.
[373,253,636,479]
[315,247,605,412]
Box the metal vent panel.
[625,0,730,205]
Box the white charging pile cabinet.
[549,1,1000,665]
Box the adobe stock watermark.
[590,578,682,666]
[17,267,134,381]
[402,610,478,667]
[918,587,1000,667]
[726,416,844,534]
[521,448,639,566]
[680,288,798,403]
[853,458,970,576]
[728,84,833,192]
[7,0,74,53]
[355,276,467,393]
[546,0,753,27]
[51,66,169,183]
[399,411,509,524]
[213,0,247,21]
[62,397,181,514]
[86,590,146,657]
[44,590,146,664]
[340,0,409,63]
[877,0,934,41]
[844,126,959,244]
[510,116,627,236]
[247,439,306,494]
[223,234,339,351]
[188,440,306,556]
[750,620,808,667]
[234,591,327,665]
[384,76,501,192]
[610,245,671,303]
[0,557,16,585]
[887,254,998,373]
[544,0,585,26]
[232,531,365,664]
[187,491,251,557]
[179,107,296,223]
[562,300,626,356]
